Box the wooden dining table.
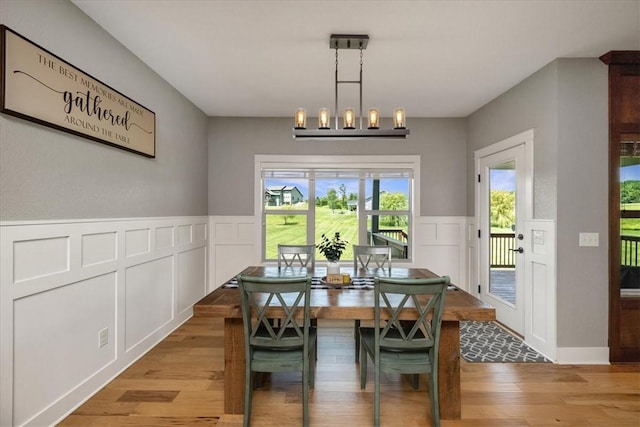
[193,265,495,420]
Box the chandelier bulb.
[368,108,380,129]
[318,108,330,129]
[343,108,355,129]
[393,108,406,129]
[294,108,306,129]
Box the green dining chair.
[359,275,450,427]
[237,274,316,427]
[353,245,392,363]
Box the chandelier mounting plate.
[329,34,369,50]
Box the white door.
[478,143,528,334]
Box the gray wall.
[556,59,609,347]
[208,117,467,217]
[0,0,209,220]
[466,61,559,219]
[467,58,609,348]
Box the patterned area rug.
[460,321,551,363]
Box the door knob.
[510,247,524,253]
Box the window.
[257,156,419,262]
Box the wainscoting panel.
[177,224,192,245]
[209,216,260,291]
[124,256,174,352]
[177,246,208,314]
[125,228,150,257]
[81,232,117,267]
[413,217,470,291]
[13,235,70,283]
[155,226,174,250]
[419,246,461,282]
[0,216,208,427]
[524,219,557,362]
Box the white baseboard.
[556,347,610,365]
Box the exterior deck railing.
[491,233,515,268]
[365,230,537,267]
[368,229,409,259]
[489,234,639,268]
[622,235,640,266]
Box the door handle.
[510,247,524,253]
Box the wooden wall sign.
[0,25,155,158]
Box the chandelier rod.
[333,39,365,130]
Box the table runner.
[223,276,376,290]
[224,277,458,291]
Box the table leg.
[438,320,461,419]
[224,317,245,414]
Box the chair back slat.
[238,275,311,349]
[278,244,316,268]
[375,277,449,351]
[353,245,392,270]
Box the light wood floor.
[59,317,640,427]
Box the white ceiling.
[71,0,639,118]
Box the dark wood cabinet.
[600,51,640,363]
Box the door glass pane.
[314,178,358,261]
[489,161,516,305]
[620,139,640,297]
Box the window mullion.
[358,177,366,245]
[308,177,316,245]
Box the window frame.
[255,155,421,263]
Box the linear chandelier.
[292,34,410,140]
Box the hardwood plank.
[117,390,179,403]
[60,416,219,426]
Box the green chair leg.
[243,368,253,427]
[374,364,380,427]
[360,336,368,388]
[429,371,440,427]
[354,319,361,362]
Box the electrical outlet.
[98,328,108,348]
[579,232,599,247]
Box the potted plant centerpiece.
[317,232,348,284]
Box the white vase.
[326,261,341,276]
